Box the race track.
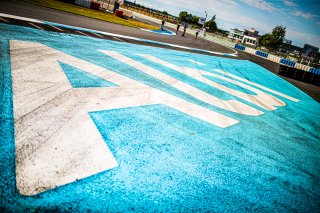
[0,22,320,211]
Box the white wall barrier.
[268,55,281,63]
[244,47,256,54]
[294,63,310,72]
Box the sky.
[131,0,320,48]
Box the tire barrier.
[115,10,124,17]
[232,44,314,74]
[309,67,320,75]
[267,55,281,63]
[278,65,320,85]
[280,58,296,67]
[244,47,256,54]
[294,63,310,72]
[234,44,246,51]
[61,0,76,3]
[90,2,100,10]
[255,50,268,58]
[75,0,91,8]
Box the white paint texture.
[101,51,263,115]
[11,40,240,196]
[140,55,299,110]
[187,59,206,66]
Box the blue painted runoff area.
[280,58,296,67]
[58,61,118,88]
[150,29,175,35]
[1,23,320,211]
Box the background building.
[228,27,261,46]
[228,28,244,42]
[242,28,260,47]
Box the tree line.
[178,11,217,32]
[259,26,286,50]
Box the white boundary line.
[0,12,43,23]
[0,12,237,57]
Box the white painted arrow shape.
[11,40,239,196]
[100,51,263,116]
[139,54,299,111]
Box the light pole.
[202,11,208,30]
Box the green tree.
[191,15,200,25]
[186,13,192,23]
[259,25,286,50]
[178,11,192,23]
[259,33,273,47]
[178,11,188,22]
[205,15,217,32]
[272,25,286,48]
[162,11,168,15]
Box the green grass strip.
[21,0,159,30]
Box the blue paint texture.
[0,23,320,211]
[58,61,117,88]
[150,29,175,35]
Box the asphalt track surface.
[1,0,319,103]
[1,1,320,212]
[0,0,234,54]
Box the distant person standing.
[176,23,181,35]
[182,22,187,37]
[195,28,200,39]
[113,0,120,14]
[160,20,165,31]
